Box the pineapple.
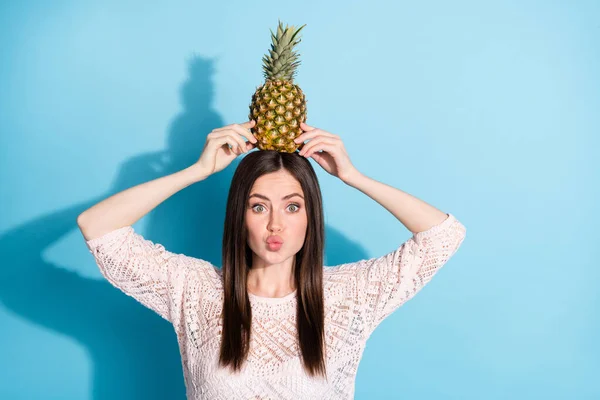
[249,21,307,153]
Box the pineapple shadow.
[0,55,369,399]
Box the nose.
[267,210,283,232]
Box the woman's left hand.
[295,122,360,183]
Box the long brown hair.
[219,150,326,378]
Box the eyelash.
[250,203,301,213]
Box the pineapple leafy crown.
[262,20,306,83]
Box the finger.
[240,120,256,129]
[227,133,249,154]
[298,137,337,156]
[296,133,338,150]
[209,136,237,156]
[212,121,255,134]
[209,127,256,154]
[300,121,314,131]
[304,142,337,159]
[295,128,337,144]
[299,137,324,156]
[229,124,258,144]
[215,134,246,155]
[213,123,258,144]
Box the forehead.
[250,170,303,195]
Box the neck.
[247,256,296,297]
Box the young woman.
[78,120,466,399]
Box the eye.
[250,203,301,213]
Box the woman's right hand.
[192,120,257,177]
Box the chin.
[263,249,293,259]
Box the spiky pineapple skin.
[249,79,306,153]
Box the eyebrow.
[248,193,304,202]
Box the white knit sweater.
[85,213,466,399]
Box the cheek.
[244,215,257,243]
[292,216,308,243]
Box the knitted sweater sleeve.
[332,213,467,340]
[84,225,214,324]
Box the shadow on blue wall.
[0,55,369,399]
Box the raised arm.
[295,123,466,339]
[337,172,466,339]
[78,120,257,238]
[343,171,449,235]
[77,165,206,239]
[77,121,257,323]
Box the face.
[245,169,308,267]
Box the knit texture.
[85,213,466,399]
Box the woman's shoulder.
[179,254,223,286]
[322,263,362,303]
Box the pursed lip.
[266,235,284,244]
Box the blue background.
[1,0,598,398]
